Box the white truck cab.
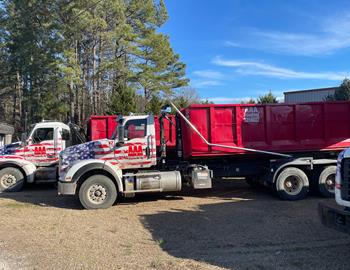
[0,121,72,192]
[320,148,350,233]
[58,114,186,209]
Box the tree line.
[325,79,350,101]
[0,0,192,134]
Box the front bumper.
[58,181,77,195]
[319,202,350,234]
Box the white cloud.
[191,79,223,88]
[204,94,285,104]
[224,41,240,47]
[213,57,348,81]
[227,13,350,55]
[203,97,252,104]
[192,70,224,79]
[191,69,225,88]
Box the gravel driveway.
[0,179,349,270]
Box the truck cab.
[58,113,209,209]
[0,121,71,192]
[59,114,157,175]
[23,121,70,166]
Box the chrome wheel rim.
[325,174,335,193]
[284,176,302,195]
[0,174,17,189]
[87,184,107,204]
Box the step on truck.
[0,121,86,192]
[58,101,350,209]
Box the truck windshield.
[26,125,36,141]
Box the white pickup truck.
[319,148,350,233]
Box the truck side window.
[32,128,54,143]
[124,119,147,140]
[61,129,70,141]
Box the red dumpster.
[180,102,350,158]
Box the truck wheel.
[79,174,117,210]
[318,166,336,198]
[0,167,25,192]
[275,167,309,201]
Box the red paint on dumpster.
[180,102,350,158]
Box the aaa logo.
[34,146,47,156]
[128,145,143,157]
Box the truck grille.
[341,158,350,200]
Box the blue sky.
[161,0,350,102]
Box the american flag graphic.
[59,136,157,172]
[0,142,21,156]
[61,141,96,168]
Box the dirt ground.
[0,179,349,270]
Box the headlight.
[336,150,345,185]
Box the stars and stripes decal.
[60,137,157,172]
[0,140,61,166]
[61,141,96,168]
[1,130,157,172]
[0,142,21,155]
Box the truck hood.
[0,142,21,155]
[60,139,112,170]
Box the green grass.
[155,238,165,246]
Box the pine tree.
[128,0,188,109]
[257,91,278,104]
[108,86,136,115]
[334,79,350,100]
[147,94,164,114]
[0,0,189,130]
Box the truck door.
[115,117,156,169]
[27,127,58,166]
[60,128,71,149]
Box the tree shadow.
[140,191,350,270]
[0,178,268,209]
[0,183,187,209]
[0,183,83,209]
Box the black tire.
[275,167,309,201]
[79,174,117,209]
[318,166,336,198]
[0,167,25,192]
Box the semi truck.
[0,121,86,192]
[0,117,175,192]
[319,148,350,234]
[58,101,350,209]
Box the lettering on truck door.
[115,118,153,169]
[27,127,60,165]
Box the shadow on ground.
[0,178,269,209]
[0,183,83,209]
[140,188,350,270]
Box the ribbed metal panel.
[284,88,337,103]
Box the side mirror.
[161,104,172,114]
[117,125,125,144]
[21,132,27,146]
